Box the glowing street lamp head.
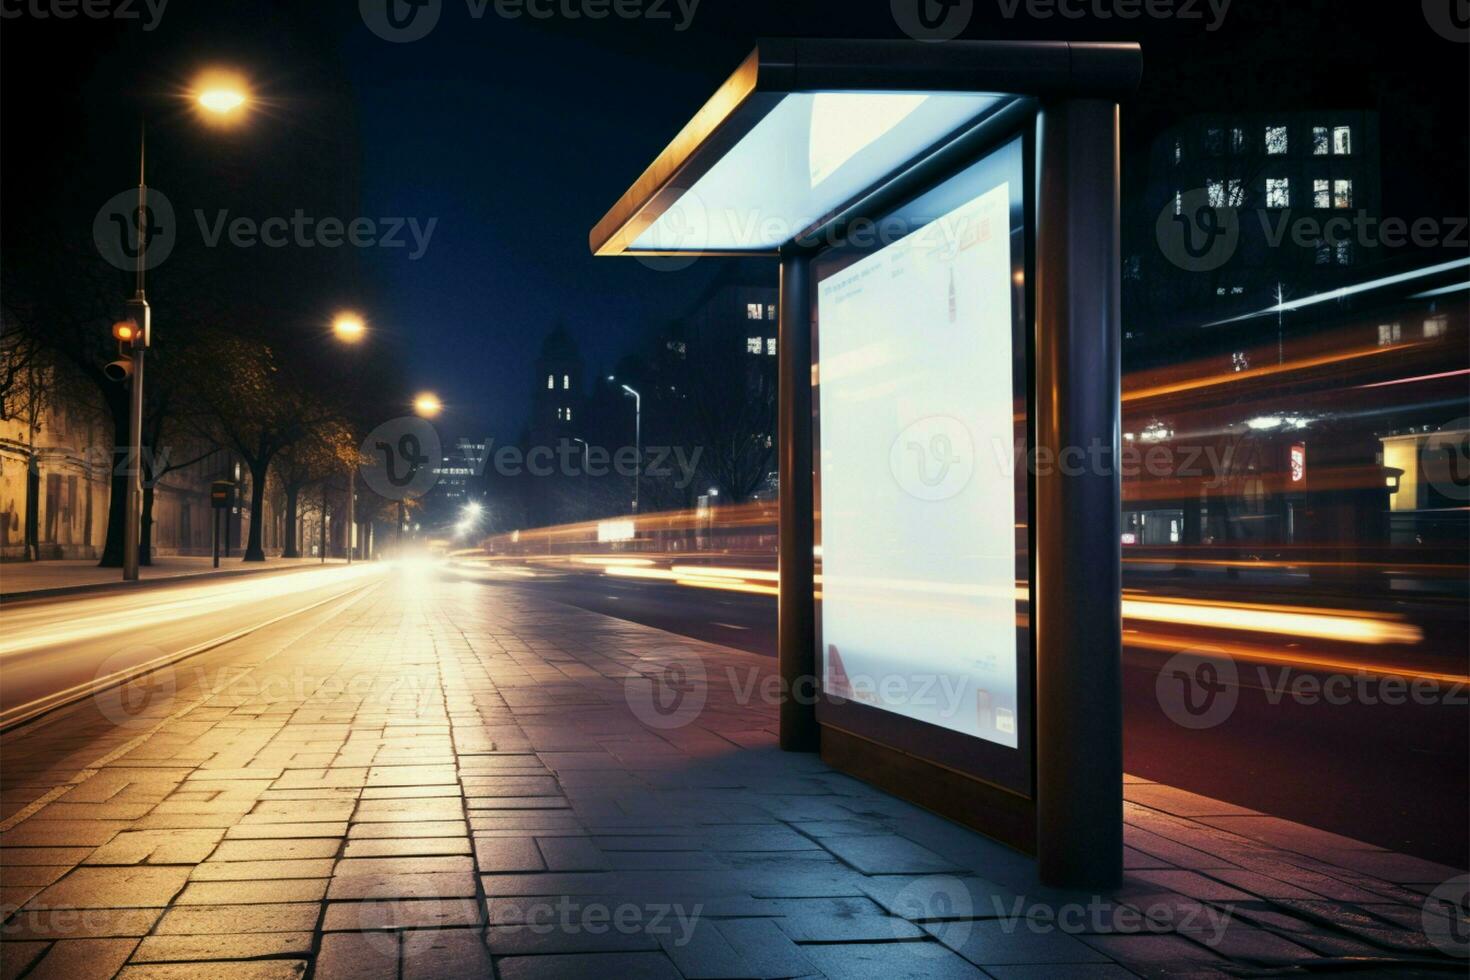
[333,313,366,342]
[191,70,251,124]
[413,392,443,418]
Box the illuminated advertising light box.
[812,132,1033,794]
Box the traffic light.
[106,320,138,382]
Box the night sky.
[4,0,1464,445]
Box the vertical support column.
[778,251,818,752]
[1034,99,1123,888]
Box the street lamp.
[413,392,443,418]
[120,71,252,582]
[572,437,590,519]
[331,314,367,561]
[615,382,642,515]
[333,312,366,343]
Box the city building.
[1125,110,1382,360]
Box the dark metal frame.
[590,38,1139,890]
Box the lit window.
[1333,126,1352,155]
[746,303,763,320]
[1335,240,1352,265]
[1315,240,1332,265]
[766,338,777,356]
[1377,322,1401,346]
[547,375,554,389]
[1265,178,1290,208]
[1232,351,1249,372]
[1173,189,1183,216]
[1173,138,1182,164]
[1313,179,1331,209]
[1312,127,1330,155]
[1424,316,1448,339]
[1333,179,1353,209]
[566,407,572,423]
[1264,126,1288,155]
[747,337,763,354]
[1204,127,1223,156]
[1208,178,1243,207]
[563,374,570,390]
[766,304,776,320]
[1232,127,1248,154]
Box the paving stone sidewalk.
[0,556,350,601]
[0,572,1464,979]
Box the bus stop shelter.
[591,38,1141,889]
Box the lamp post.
[332,312,366,562]
[572,437,590,520]
[617,381,642,515]
[119,75,250,581]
